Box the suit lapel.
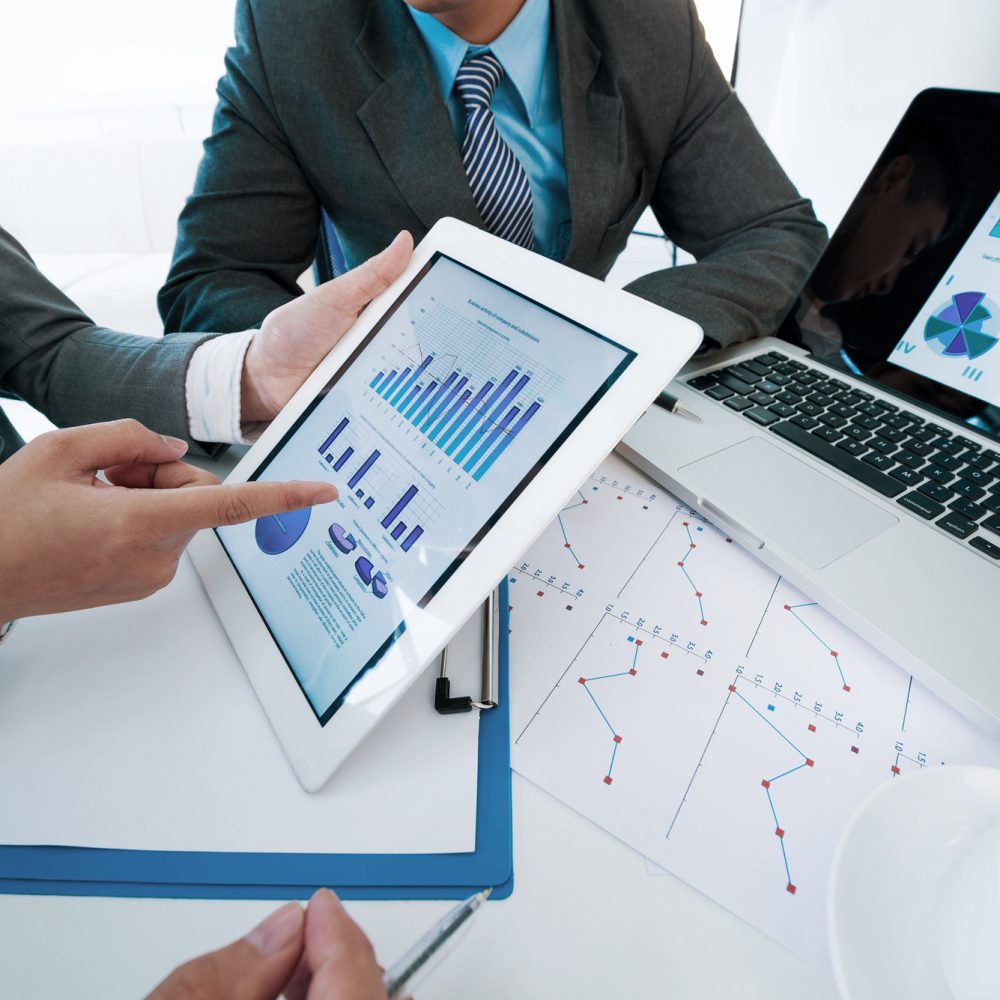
[355,1,481,232]
[552,0,623,268]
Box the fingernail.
[308,484,339,504]
[161,435,188,454]
[245,901,303,955]
[313,887,343,909]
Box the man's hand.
[0,419,337,623]
[147,890,387,1000]
[241,232,414,423]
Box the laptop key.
[777,390,802,405]
[749,391,775,406]
[852,415,880,430]
[768,401,796,419]
[687,375,717,391]
[960,467,994,487]
[970,536,1000,560]
[845,425,872,441]
[926,423,951,437]
[757,379,781,395]
[984,494,1000,514]
[950,498,986,520]
[863,452,894,471]
[896,451,925,470]
[797,401,823,417]
[790,414,820,430]
[918,481,953,504]
[954,481,986,501]
[966,452,994,471]
[936,511,978,539]
[869,436,897,455]
[770,373,793,386]
[874,400,899,413]
[764,351,788,363]
[826,379,850,392]
[890,467,924,487]
[955,436,982,452]
[905,439,935,457]
[744,406,780,426]
[814,426,843,443]
[741,360,771,377]
[983,513,1000,537]
[829,403,856,419]
[880,427,907,443]
[857,402,883,418]
[936,438,965,456]
[729,364,763,385]
[837,439,868,457]
[909,426,937,442]
[718,373,755,395]
[724,395,754,412]
[770,420,905,498]
[930,452,962,471]
[706,384,735,401]
[897,492,944,520]
[925,465,954,486]
[808,393,835,408]
[882,414,909,430]
[820,412,848,429]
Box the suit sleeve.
[0,227,222,454]
[624,0,827,350]
[158,0,321,334]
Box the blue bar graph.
[472,400,540,480]
[367,352,542,481]
[348,450,380,490]
[355,489,364,498]
[391,522,407,541]
[400,525,424,552]
[319,417,349,455]
[382,485,418,530]
[333,447,353,472]
[364,497,375,509]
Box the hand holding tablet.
[191,219,702,791]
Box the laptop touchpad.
[679,438,898,569]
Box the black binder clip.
[435,589,499,715]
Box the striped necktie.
[455,52,535,249]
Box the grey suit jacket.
[0,226,217,460]
[159,0,827,348]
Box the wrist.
[240,335,273,424]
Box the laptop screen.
[777,89,1000,445]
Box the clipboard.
[0,584,513,901]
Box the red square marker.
[613,735,622,744]
[806,758,814,767]
[843,684,851,692]
[635,639,643,646]
[677,561,684,567]
[536,590,544,597]
[700,619,708,626]
[729,684,737,693]
[783,604,791,611]
[603,776,613,785]
[564,543,571,548]
[578,563,585,569]
[808,724,817,733]
[690,543,696,549]
[578,677,586,685]
[891,765,900,775]
[695,591,703,597]
[775,827,784,838]
[830,650,839,657]
[683,521,689,527]
[725,538,733,543]
[617,496,623,500]
[696,669,704,676]
[661,652,669,659]
[582,499,589,504]
[508,605,513,612]
[851,746,859,754]
[786,883,796,895]
[761,779,771,789]
[628,668,637,676]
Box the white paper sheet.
[509,454,1000,968]
[0,555,479,854]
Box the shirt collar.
[408,0,551,125]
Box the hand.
[0,419,337,622]
[147,890,387,1000]
[241,231,414,423]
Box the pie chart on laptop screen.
[923,291,999,360]
[254,508,312,555]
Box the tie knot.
[455,52,504,111]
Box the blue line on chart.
[557,490,588,568]
[735,689,813,894]
[677,522,708,625]
[578,637,641,784]
[901,675,913,732]
[784,600,849,691]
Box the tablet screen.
[217,254,635,723]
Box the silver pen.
[383,888,491,999]
[654,390,702,422]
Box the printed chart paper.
[508,454,1000,967]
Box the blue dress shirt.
[408,0,572,260]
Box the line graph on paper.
[507,452,1000,968]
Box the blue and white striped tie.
[455,52,535,249]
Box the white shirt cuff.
[185,330,265,445]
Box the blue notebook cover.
[0,583,512,901]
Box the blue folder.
[0,584,512,901]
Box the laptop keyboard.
[685,351,1000,564]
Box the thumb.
[147,902,304,1000]
[319,230,413,320]
[140,478,339,535]
[47,419,188,476]
[304,889,387,1000]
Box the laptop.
[618,88,1000,733]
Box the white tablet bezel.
[189,217,702,791]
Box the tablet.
[190,218,701,791]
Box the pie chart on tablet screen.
[254,508,312,555]
[923,291,999,360]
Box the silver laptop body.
[619,88,1000,733]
